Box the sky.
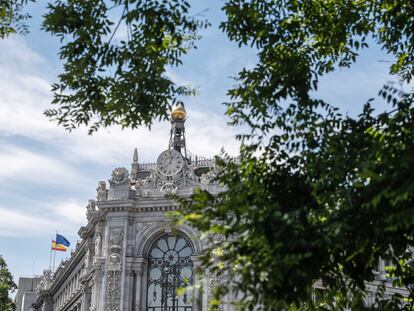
[0,1,406,283]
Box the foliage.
[42,0,208,133]
[0,255,16,311]
[0,0,31,38]
[3,0,414,310]
[177,0,414,310]
[179,87,414,310]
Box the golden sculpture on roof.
[171,103,187,120]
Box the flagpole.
[53,230,58,272]
[53,247,56,272]
[49,240,53,271]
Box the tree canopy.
[2,0,414,310]
[0,255,16,311]
[0,0,30,38]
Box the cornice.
[96,197,181,213]
[79,212,100,239]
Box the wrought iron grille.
[147,233,194,311]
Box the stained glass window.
[147,233,194,311]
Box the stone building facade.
[30,104,226,311]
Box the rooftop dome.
[170,103,187,121]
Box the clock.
[156,149,184,176]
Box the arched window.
[147,233,194,311]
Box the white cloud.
[0,37,46,72]
[51,200,87,225]
[0,208,55,237]
[0,143,84,185]
[0,200,85,237]
[0,37,240,169]
[185,110,240,157]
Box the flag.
[52,240,67,252]
[56,233,70,247]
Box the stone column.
[104,228,124,311]
[90,259,104,311]
[133,257,147,311]
[81,285,92,311]
[42,295,54,311]
[123,258,135,311]
[191,256,203,311]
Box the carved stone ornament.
[86,200,96,219]
[110,229,123,248]
[143,168,157,188]
[94,233,102,258]
[96,181,107,201]
[107,228,123,271]
[185,166,199,183]
[141,160,201,196]
[109,253,121,264]
[106,228,124,311]
[200,167,218,185]
[36,270,52,296]
[160,182,177,194]
[84,249,90,270]
[208,235,225,311]
[142,189,151,197]
[208,270,224,311]
[106,270,121,311]
[109,167,130,186]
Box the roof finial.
[131,148,139,180]
[171,103,187,121]
[133,147,138,163]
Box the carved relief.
[160,182,177,194]
[35,270,52,296]
[109,253,121,264]
[208,270,224,311]
[109,168,130,186]
[142,189,151,197]
[106,270,121,311]
[109,229,123,247]
[94,233,102,260]
[143,168,157,188]
[141,160,200,196]
[184,166,199,183]
[84,248,90,269]
[105,228,124,311]
[208,233,225,311]
[96,181,107,201]
[108,168,131,200]
[86,200,96,219]
[200,167,218,185]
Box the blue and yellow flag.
[56,233,70,247]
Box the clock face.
[156,149,184,176]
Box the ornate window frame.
[134,224,203,311]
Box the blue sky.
[0,1,405,283]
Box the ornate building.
[31,104,226,311]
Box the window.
[147,233,194,311]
